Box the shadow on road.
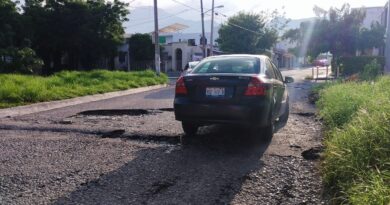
[54,126,271,204]
[143,88,174,100]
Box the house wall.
[160,32,214,46]
[163,42,203,71]
[273,39,299,68]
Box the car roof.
[204,54,269,60]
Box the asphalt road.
[0,68,326,204]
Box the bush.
[0,47,44,74]
[338,56,385,76]
[308,82,334,104]
[360,59,382,81]
[319,76,390,204]
[317,81,372,128]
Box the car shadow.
[54,125,271,204]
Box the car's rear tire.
[181,122,199,136]
[263,123,274,140]
[279,103,289,124]
[250,121,274,142]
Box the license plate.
[206,87,225,97]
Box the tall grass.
[0,70,168,108]
[318,76,390,204]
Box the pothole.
[101,129,126,138]
[301,147,323,160]
[149,179,177,195]
[79,109,150,116]
[293,112,316,117]
[78,108,174,116]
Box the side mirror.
[284,76,294,83]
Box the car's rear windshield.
[191,57,260,74]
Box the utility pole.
[385,0,390,74]
[200,0,206,58]
[210,0,215,56]
[153,0,161,75]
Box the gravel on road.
[0,69,326,204]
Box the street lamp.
[204,5,224,14]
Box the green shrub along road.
[317,77,390,204]
[0,70,168,108]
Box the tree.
[0,0,23,48]
[0,0,45,74]
[216,11,284,54]
[23,0,129,73]
[129,34,154,61]
[283,4,367,67]
[357,22,385,53]
[128,33,155,69]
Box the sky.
[130,0,388,20]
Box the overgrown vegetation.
[0,70,167,108]
[338,56,385,76]
[317,77,390,204]
[360,59,382,81]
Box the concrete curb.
[0,84,168,119]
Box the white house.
[159,32,222,71]
[273,40,298,68]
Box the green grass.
[0,70,168,108]
[318,76,390,204]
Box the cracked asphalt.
[0,68,326,204]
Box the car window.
[189,61,199,69]
[271,62,283,82]
[265,60,275,79]
[192,57,260,74]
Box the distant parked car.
[174,54,294,139]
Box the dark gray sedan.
[174,55,293,139]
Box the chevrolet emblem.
[210,77,219,81]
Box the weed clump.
[319,76,390,204]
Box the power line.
[170,0,263,35]
[126,9,191,28]
[171,0,201,13]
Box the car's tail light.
[245,77,266,96]
[175,76,188,95]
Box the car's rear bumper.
[174,98,271,127]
